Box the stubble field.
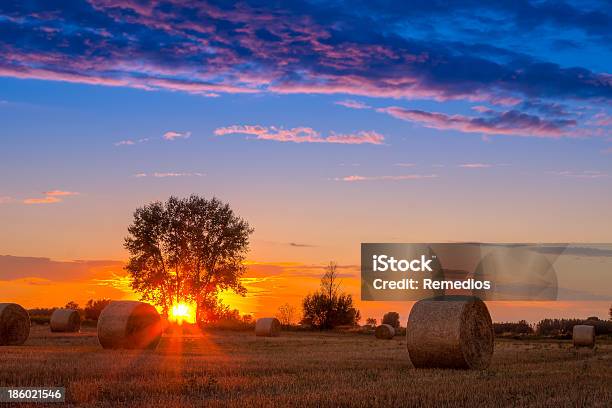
[0,325,610,407]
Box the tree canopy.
[124,195,253,322]
[301,262,360,329]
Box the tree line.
[28,299,112,323]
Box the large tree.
[124,195,253,322]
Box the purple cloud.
[0,1,610,108]
[378,107,577,138]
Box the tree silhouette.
[84,299,111,321]
[124,195,253,322]
[382,311,400,329]
[64,301,79,310]
[276,303,296,325]
[301,262,360,329]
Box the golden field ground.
[0,325,610,407]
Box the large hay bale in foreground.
[255,317,281,337]
[50,308,81,332]
[97,301,162,350]
[0,303,30,346]
[573,325,595,348]
[375,324,395,339]
[407,296,494,369]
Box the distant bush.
[203,319,255,331]
[493,320,533,336]
[28,307,55,325]
[536,318,612,336]
[84,299,112,321]
[301,262,361,329]
[28,307,55,317]
[29,315,51,325]
[382,312,400,329]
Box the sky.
[0,0,611,323]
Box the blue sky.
[0,0,610,262]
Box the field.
[0,326,610,407]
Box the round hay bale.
[406,295,494,369]
[375,324,395,339]
[50,308,81,332]
[0,303,30,346]
[97,301,162,350]
[573,325,595,348]
[255,317,281,337]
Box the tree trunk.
[195,293,202,325]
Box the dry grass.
[0,325,610,407]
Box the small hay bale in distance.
[573,325,595,348]
[255,317,281,337]
[97,301,162,350]
[0,303,30,346]
[50,308,81,332]
[406,295,494,369]
[375,324,395,339]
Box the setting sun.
[169,302,196,324]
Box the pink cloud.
[134,172,205,178]
[114,140,135,146]
[548,170,609,179]
[23,196,62,205]
[43,190,80,196]
[334,174,438,182]
[590,113,612,127]
[459,163,492,168]
[163,131,191,141]
[23,190,80,204]
[334,99,371,109]
[377,106,576,138]
[0,196,13,204]
[214,125,384,145]
[471,105,492,113]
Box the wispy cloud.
[334,174,438,182]
[214,125,384,145]
[289,242,316,248]
[114,140,135,146]
[394,163,416,167]
[43,190,79,196]
[459,163,492,168]
[548,170,609,179]
[23,189,80,204]
[377,107,576,138]
[114,138,149,146]
[163,131,191,141]
[23,196,62,204]
[589,113,612,127]
[334,99,371,109]
[0,196,13,204]
[134,172,205,178]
